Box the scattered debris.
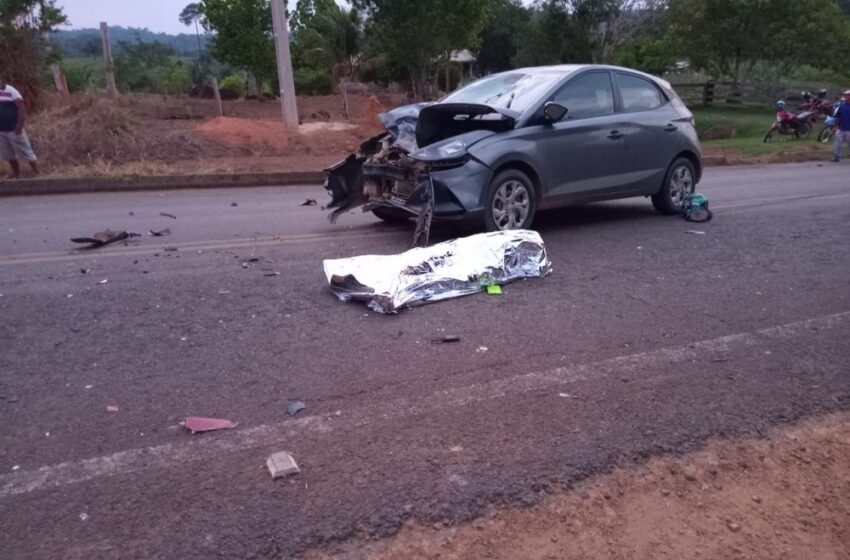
[287,400,306,416]
[163,247,178,252]
[264,272,281,277]
[12,465,20,471]
[184,416,238,433]
[79,513,89,521]
[686,230,706,235]
[301,199,318,206]
[324,230,551,313]
[149,228,171,237]
[159,212,177,219]
[230,202,238,207]
[558,392,572,398]
[266,451,300,479]
[71,230,140,249]
[218,290,231,295]
[129,211,134,216]
[486,284,503,295]
[106,405,119,413]
[683,193,713,222]
[432,335,461,344]
[84,385,93,390]
[476,346,488,353]
[97,279,108,285]
[80,268,90,274]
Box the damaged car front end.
[324,102,517,246]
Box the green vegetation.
[219,74,246,96]
[691,105,833,155]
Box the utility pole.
[270,0,299,130]
[100,22,118,95]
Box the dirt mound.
[195,116,289,150]
[359,95,387,132]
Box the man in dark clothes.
[833,90,850,163]
[0,79,39,178]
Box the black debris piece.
[431,335,461,344]
[242,257,261,263]
[159,212,177,219]
[129,211,134,216]
[164,247,178,252]
[80,268,90,274]
[231,202,238,207]
[149,228,171,237]
[301,199,318,206]
[287,400,306,416]
[264,272,281,277]
[71,230,141,250]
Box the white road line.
[1,311,848,499]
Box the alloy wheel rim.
[670,166,694,208]
[492,180,530,229]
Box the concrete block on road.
[267,451,300,479]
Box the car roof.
[504,64,671,88]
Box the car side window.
[617,73,665,112]
[551,72,615,120]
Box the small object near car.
[325,64,702,234]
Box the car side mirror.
[543,102,568,122]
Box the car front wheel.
[652,157,696,215]
[483,169,537,232]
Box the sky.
[56,0,353,35]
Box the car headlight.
[411,140,468,161]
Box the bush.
[219,74,245,97]
[294,67,332,95]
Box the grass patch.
[691,105,773,139]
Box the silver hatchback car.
[325,65,702,233]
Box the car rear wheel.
[483,169,537,232]
[372,207,411,223]
[652,157,695,215]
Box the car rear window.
[617,73,666,112]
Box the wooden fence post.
[100,22,118,95]
[211,77,224,116]
[50,63,69,96]
[702,82,715,107]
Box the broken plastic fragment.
[71,230,140,249]
[159,212,177,219]
[149,228,171,237]
[267,451,300,479]
[486,284,502,295]
[184,416,238,433]
[97,279,108,285]
[287,400,306,416]
[301,199,318,206]
[106,405,119,412]
[431,335,460,344]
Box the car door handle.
[607,130,623,139]
[664,124,678,132]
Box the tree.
[291,0,359,90]
[666,0,850,85]
[179,3,204,58]
[0,0,67,99]
[353,0,491,96]
[198,0,277,93]
[476,0,531,74]
[113,40,191,94]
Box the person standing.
[0,79,38,178]
[833,90,850,163]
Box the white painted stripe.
[1,311,848,499]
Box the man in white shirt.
[0,79,39,178]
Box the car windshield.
[441,71,568,113]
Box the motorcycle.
[817,103,840,143]
[764,109,817,142]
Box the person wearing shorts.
[0,79,38,178]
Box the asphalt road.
[1,162,849,559]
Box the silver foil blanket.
[323,230,552,313]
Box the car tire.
[372,207,411,223]
[483,169,537,232]
[652,157,696,215]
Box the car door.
[612,72,682,193]
[539,71,626,198]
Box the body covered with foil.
[323,230,551,313]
